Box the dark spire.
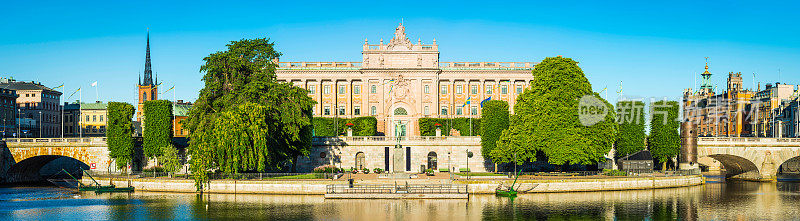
[142,29,153,86]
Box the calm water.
[2,175,800,220]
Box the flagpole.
[61,87,64,138]
[79,88,83,139]
[95,82,99,102]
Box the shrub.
[313,165,340,173]
[373,168,383,174]
[143,100,173,159]
[419,118,481,136]
[313,117,377,136]
[459,168,471,172]
[481,100,509,163]
[425,169,434,176]
[439,168,450,172]
[362,168,370,174]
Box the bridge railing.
[4,137,107,145]
[697,137,800,146]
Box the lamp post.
[39,111,42,138]
[17,108,21,138]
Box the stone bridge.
[697,137,800,181]
[0,137,110,183]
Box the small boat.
[95,187,135,193]
[496,170,520,197]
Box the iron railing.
[5,137,107,144]
[326,184,468,194]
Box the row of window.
[319,104,487,117]
[307,84,525,95]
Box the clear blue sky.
[2,0,799,105]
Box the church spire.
[142,29,153,86]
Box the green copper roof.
[173,103,192,117]
[82,102,108,110]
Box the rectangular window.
[324,106,331,115]
[323,85,331,94]
[371,106,377,115]
[471,85,478,94]
[441,106,448,115]
[93,115,96,122]
[456,85,463,94]
[371,85,377,94]
[471,106,478,115]
[354,106,361,115]
[440,85,448,94]
[501,85,508,94]
[86,115,90,121]
[424,106,430,115]
[309,85,316,94]
[516,85,524,94]
[486,85,493,95]
[99,115,104,122]
[424,85,430,94]
[338,106,346,115]
[456,107,463,115]
[354,85,361,95]
[338,85,346,94]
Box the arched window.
[143,92,147,101]
[394,107,408,116]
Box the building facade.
[172,100,191,138]
[62,102,108,137]
[0,87,18,137]
[275,24,535,136]
[0,77,62,138]
[684,63,798,137]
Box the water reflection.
[1,179,799,220]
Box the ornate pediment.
[388,23,412,50]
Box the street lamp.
[17,108,21,138]
[39,111,42,138]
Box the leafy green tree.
[615,100,646,158]
[648,100,680,169]
[481,100,509,171]
[106,102,135,170]
[495,56,617,167]
[143,100,173,164]
[186,38,315,190]
[158,144,181,173]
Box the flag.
[68,88,81,99]
[91,81,97,87]
[480,96,492,107]
[462,96,472,107]
[162,85,175,94]
[52,84,64,89]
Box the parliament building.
[276,23,536,136]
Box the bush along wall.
[313,116,378,136]
[418,117,481,136]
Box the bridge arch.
[778,156,800,174]
[705,154,761,180]
[6,155,90,183]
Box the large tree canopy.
[143,100,173,160]
[186,38,316,190]
[615,100,647,158]
[495,56,617,166]
[106,102,135,170]
[481,100,510,165]
[648,100,680,167]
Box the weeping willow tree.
[186,38,315,190]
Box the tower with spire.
[699,57,713,95]
[137,30,159,122]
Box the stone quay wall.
[85,175,703,194]
[297,136,489,173]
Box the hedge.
[143,100,173,159]
[418,117,481,136]
[106,102,135,170]
[480,100,509,162]
[313,116,377,136]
